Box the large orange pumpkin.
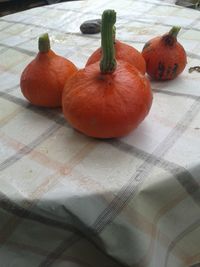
[62,10,152,139]
[20,33,78,107]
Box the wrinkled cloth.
[0,0,200,266]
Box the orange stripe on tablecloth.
[1,130,75,170]
[29,150,113,199]
[122,191,190,267]
[0,131,113,198]
[0,131,24,150]
[29,141,98,200]
[164,217,200,267]
[0,107,21,128]
[0,131,66,172]
[185,252,200,266]
[0,141,97,246]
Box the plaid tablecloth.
[0,0,200,266]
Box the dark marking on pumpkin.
[172,63,178,77]
[166,66,172,78]
[80,19,101,34]
[143,41,151,51]
[158,62,165,79]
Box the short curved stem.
[38,33,50,53]
[162,26,181,46]
[169,26,181,38]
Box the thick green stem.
[169,26,181,38]
[38,33,50,53]
[113,26,116,43]
[100,10,117,74]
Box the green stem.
[169,26,181,38]
[100,10,117,74]
[113,26,116,43]
[38,33,50,53]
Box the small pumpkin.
[142,26,187,80]
[62,10,152,139]
[20,33,78,107]
[85,26,146,75]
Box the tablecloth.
[0,0,200,266]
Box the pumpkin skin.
[86,40,146,75]
[62,60,152,138]
[20,36,78,108]
[142,28,187,81]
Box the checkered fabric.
[0,0,200,266]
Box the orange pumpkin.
[86,31,146,75]
[62,10,152,139]
[20,33,78,107]
[142,26,187,80]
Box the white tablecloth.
[0,0,200,266]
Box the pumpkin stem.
[113,26,116,43]
[162,26,181,46]
[169,26,181,38]
[38,33,50,53]
[100,10,117,74]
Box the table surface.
[0,0,200,266]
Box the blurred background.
[0,0,199,17]
[0,0,76,16]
